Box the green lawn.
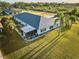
[0,22,79,59]
[42,23,79,59]
[2,29,58,59]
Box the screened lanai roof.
[20,24,36,33]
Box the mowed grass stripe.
[30,33,64,59]
[42,38,73,59]
[20,30,59,59]
[22,32,64,59]
[21,33,58,59]
[4,29,58,59]
[43,23,79,59]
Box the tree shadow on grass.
[0,30,44,56]
[0,30,26,56]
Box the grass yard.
[1,28,58,59]
[42,23,79,59]
[0,22,79,59]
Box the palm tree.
[65,17,71,30]
[54,8,79,36]
[69,15,76,24]
[54,11,71,36]
[54,12,65,36]
[68,8,79,23]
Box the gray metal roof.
[14,12,41,29]
[14,12,54,30]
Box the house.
[13,12,60,41]
[3,8,14,15]
[3,8,22,15]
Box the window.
[41,28,46,32]
[0,29,2,32]
[20,30,23,35]
[50,26,53,29]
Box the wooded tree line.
[0,2,79,12]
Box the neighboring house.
[3,8,22,15]
[13,12,60,40]
[0,23,3,33]
[3,8,14,15]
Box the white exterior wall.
[54,21,60,28]
[37,26,51,35]
[37,17,60,35]
[37,22,60,35]
[0,28,3,32]
[57,21,60,27]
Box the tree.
[0,2,11,9]
[54,12,65,36]
[1,17,12,32]
[69,15,76,24]
[1,17,8,25]
[54,12,71,36]
[68,8,79,24]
